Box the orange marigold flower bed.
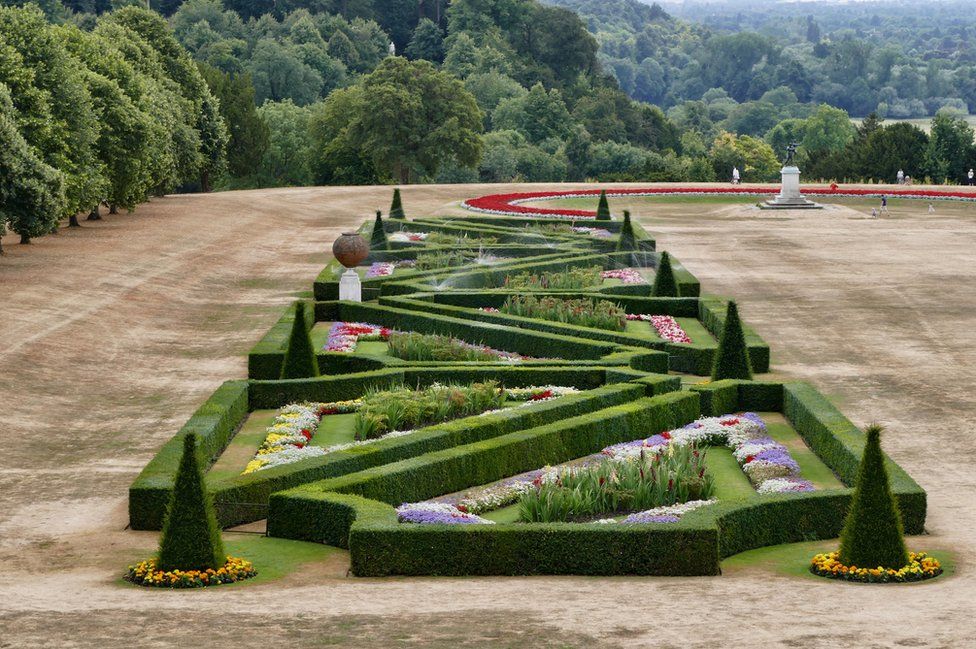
[809,551,942,583]
[124,556,256,588]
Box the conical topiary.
[838,424,910,568]
[616,210,637,251]
[371,210,387,249]
[711,300,753,380]
[596,190,611,221]
[652,251,679,297]
[280,301,319,379]
[157,433,225,572]
[389,188,405,219]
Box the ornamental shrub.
[370,210,387,249]
[389,188,406,219]
[652,251,679,297]
[281,302,320,379]
[596,190,610,221]
[838,424,910,569]
[157,433,226,572]
[711,301,753,381]
[616,210,637,251]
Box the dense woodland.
[3,0,976,250]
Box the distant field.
[851,115,976,134]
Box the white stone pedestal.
[761,165,821,209]
[339,268,362,301]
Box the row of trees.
[0,4,228,250]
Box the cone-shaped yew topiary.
[838,424,910,569]
[371,210,387,249]
[596,190,611,221]
[652,251,679,297]
[280,301,319,379]
[711,300,753,380]
[389,188,406,219]
[157,433,226,572]
[616,210,637,251]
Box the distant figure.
[897,169,904,184]
[830,182,839,192]
[389,41,396,56]
[928,203,936,214]
[731,166,740,185]
[871,207,878,218]
[904,175,913,186]
[880,194,889,215]
[784,142,798,165]
[968,169,974,185]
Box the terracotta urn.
[332,232,370,269]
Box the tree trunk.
[109,204,118,214]
[20,233,30,244]
[399,166,411,185]
[69,213,81,227]
[200,171,211,193]
[87,204,102,221]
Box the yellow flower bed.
[125,556,256,588]
[810,551,942,583]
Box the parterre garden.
[127,188,940,585]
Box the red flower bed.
[461,186,976,219]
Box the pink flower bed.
[324,322,391,352]
[365,262,395,278]
[601,268,646,284]
[461,187,976,219]
[627,314,692,343]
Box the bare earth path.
[1,183,974,647]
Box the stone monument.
[332,232,370,301]
[761,142,822,209]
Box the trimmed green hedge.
[129,380,249,530]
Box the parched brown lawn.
[1,183,974,648]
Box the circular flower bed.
[462,187,976,219]
[809,551,942,583]
[125,556,257,588]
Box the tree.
[595,190,610,221]
[802,104,855,154]
[389,187,405,219]
[0,82,65,248]
[838,424,910,569]
[281,301,319,379]
[709,132,780,182]
[308,86,380,185]
[199,66,270,180]
[616,210,636,251]
[249,39,323,105]
[251,100,314,187]
[195,90,229,191]
[711,300,753,381]
[347,57,483,183]
[493,83,572,144]
[157,433,226,572]
[370,209,387,249]
[926,109,974,183]
[405,18,444,63]
[326,29,360,69]
[652,251,678,297]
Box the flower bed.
[572,226,614,238]
[364,262,396,278]
[125,556,256,588]
[601,268,646,284]
[500,295,627,331]
[503,266,604,290]
[389,231,428,242]
[324,322,391,352]
[462,187,976,219]
[387,331,534,363]
[243,401,360,474]
[810,551,942,583]
[627,314,692,343]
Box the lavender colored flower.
[622,513,680,524]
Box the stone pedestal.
[339,268,362,302]
[761,165,822,209]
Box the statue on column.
[785,142,798,166]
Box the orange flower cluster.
[810,551,942,583]
[125,556,256,588]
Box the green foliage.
[386,331,507,362]
[370,210,387,249]
[651,251,678,298]
[503,266,603,290]
[199,65,269,179]
[711,301,753,381]
[251,99,315,186]
[405,18,445,63]
[280,301,319,379]
[709,132,780,182]
[596,190,610,221]
[353,381,504,440]
[616,210,636,251]
[925,109,975,183]
[518,444,712,522]
[500,295,626,331]
[389,187,405,219]
[157,433,226,572]
[838,424,910,569]
[413,250,471,271]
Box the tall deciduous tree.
[405,18,444,63]
[198,65,269,180]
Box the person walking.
[732,166,740,185]
[968,169,974,185]
[897,169,904,184]
[880,194,889,216]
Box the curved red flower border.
[461,186,976,219]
